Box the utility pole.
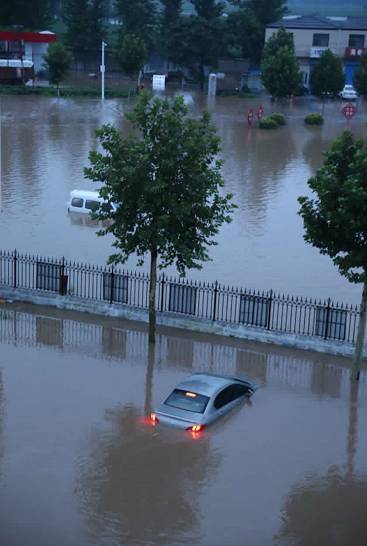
[101,41,107,101]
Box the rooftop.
[268,14,367,31]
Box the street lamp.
[101,41,107,101]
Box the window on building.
[312,34,329,47]
[348,34,365,48]
[8,40,22,53]
[0,41,7,52]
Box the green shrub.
[269,112,286,125]
[304,113,324,125]
[259,116,279,129]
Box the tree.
[115,0,157,48]
[158,0,184,61]
[174,1,226,88]
[117,33,147,87]
[64,0,107,52]
[43,42,72,96]
[353,52,367,96]
[87,0,107,50]
[298,131,367,381]
[0,0,51,28]
[261,28,301,98]
[310,49,345,97]
[84,94,235,343]
[227,0,287,62]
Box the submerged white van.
[67,190,117,214]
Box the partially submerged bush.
[259,116,279,129]
[269,112,286,125]
[304,113,324,125]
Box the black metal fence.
[0,249,360,345]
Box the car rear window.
[164,389,210,414]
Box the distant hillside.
[182,1,367,17]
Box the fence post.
[13,249,17,289]
[212,281,218,321]
[324,298,331,340]
[110,267,114,304]
[267,289,273,330]
[160,273,165,312]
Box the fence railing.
[0,249,360,345]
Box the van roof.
[70,189,101,199]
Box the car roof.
[70,189,101,199]
[175,373,243,398]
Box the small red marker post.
[342,102,357,121]
[257,105,264,120]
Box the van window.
[85,200,100,211]
[71,197,83,208]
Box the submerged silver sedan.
[150,373,258,432]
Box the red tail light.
[186,424,204,432]
[150,412,159,425]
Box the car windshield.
[164,389,210,413]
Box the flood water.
[0,303,366,546]
[1,93,367,305]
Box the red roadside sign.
[342,103,357,120]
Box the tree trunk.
[352,280,367,381]
[148,248,158,344]
[200,59,205,91]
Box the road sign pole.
[101,41,107,101]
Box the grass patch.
[216,89,257,98]
[268,112,286,125]
[0,84,134,98]
[304,113,324,125]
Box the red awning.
[0,31,57,43]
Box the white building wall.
[23,42,49,73]
[265,27,367,59]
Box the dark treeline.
[0,0,287,82]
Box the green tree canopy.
[84,94,235,342]
[0,0,50,28]
[43,41,72,95]
[261,28,301,97]
[310,49,345,96]
[174,1,226,87]
[115,0,157,48]
[353,52,367,96]
[117,33,147,81]
[227,0,287,62]
[298,131,367,380]
[158,0,184,61]
[64,0,107,51]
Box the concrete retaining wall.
[0,286,360,358]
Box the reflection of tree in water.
[275,381,367,546]
[77,403,220,546]
[0,370,4,480]
[220,122,297,230]
[302,131,327,173]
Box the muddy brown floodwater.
[1,93,367,304]
[0,303,366,546]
